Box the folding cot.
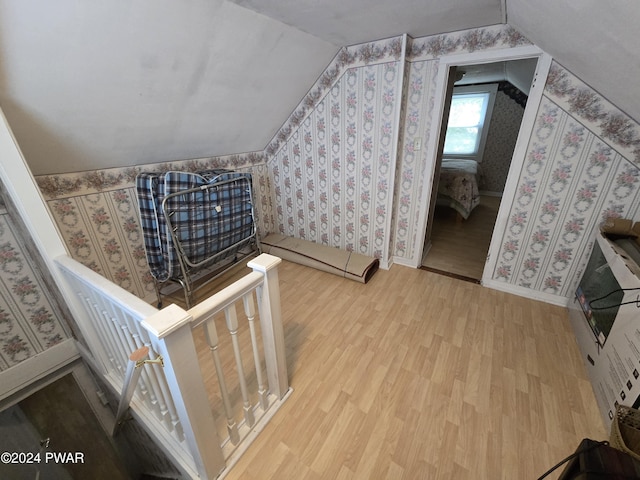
[136,169,258,308]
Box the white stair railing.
[186,254,289,461]
[55,253,289,479]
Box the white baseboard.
[391,256,419,268]
[481,278,570,307]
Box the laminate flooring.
[422,195,501,282]
[201,258,608,480]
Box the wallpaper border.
[407,24,531,61]
[544,62,640,167]
[264,35,405,160]
[35,152,266,200]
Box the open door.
[421,65,459,261]
[417,47,551,284]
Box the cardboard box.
[601,218,638,240]
[600,218,640,276]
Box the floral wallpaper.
[0,189,70,370]
[491,63,640,297]
[267,25,530,265]
[268,45,403,260]
[36,36,407,282]
[36,152,266,199]
[481,89,525,193]
[262,36,404,263]
[31,24,640,306]
[392,25,530,263]
[37,156,265,304]
[48,187,158,303]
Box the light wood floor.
[422,195,501,281]
[202,258,608,480]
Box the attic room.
[1,0,640,478]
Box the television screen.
[576,240,624,347]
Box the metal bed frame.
[137,170,259,308]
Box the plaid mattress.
[136,169,255,283]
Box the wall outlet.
[413,137,422,151]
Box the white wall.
[0,0,337,175]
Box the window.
[443,84,497,162]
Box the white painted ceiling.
[231,0,640,123]
[229,0,504,46]
[1,0,638,175]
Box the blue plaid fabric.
[136,172,168,281]
[136,169,254,283]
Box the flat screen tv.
[576,237,625,347]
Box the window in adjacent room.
[443,84,497,164]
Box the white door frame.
[415,46,552,286]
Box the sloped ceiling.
[507,0,640,127]
[0,0,339,175]
[228,0,504,46]
[231,0,640,124]
[0,0,638,175]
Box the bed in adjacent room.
[436,158,480,220]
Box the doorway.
[419,50,547,283]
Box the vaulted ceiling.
[231,0,640,124]
[0,0,638,175]
[229,0,505,46]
